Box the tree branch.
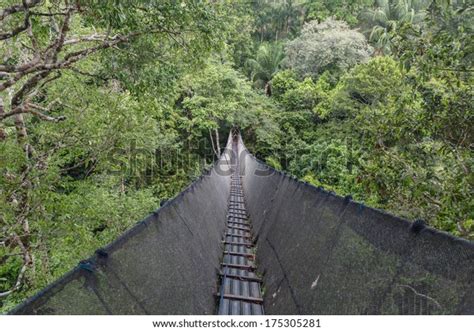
[27,103,66,122]
[44,6,73,60]
[0,98,65,123]
[0,27,175,93]
[30,10,68,17]
[11,70,52,108]
[63,33,113,45]
[0,96,6,139]
[68,67,107,81]
[0,234,31,298]
[0,0,41,21]
[0,11,31,40]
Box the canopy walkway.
[9,131,474,315]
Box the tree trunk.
[0,96,5,140]
[12,104,34,283]
[265,81,272,97]
[215,128,221,157]
[14,113,28,142]
[209,129,218,157]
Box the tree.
[0,0,219,301]
[285,18,373,78]
[359,0,430,54]
[0,1,218,128]
[303,0,374,26]
[177,59,281,158]
[252,0,305,42]
[245,42,285,95]
[272,69,331,113]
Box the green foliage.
[271,54,472,241]
[272,70,332,118]
[271,69,299,99]
[213,1,256,68]
[391,0,473,148]
[180,59,282,158]
[326,56,409,119]
[290,133,354,193]
[359,0,431,54]
[252,0,306,42]
[265,156,283,170]
[304,0,375,26]
[245,42,285,91]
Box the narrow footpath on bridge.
[217,135,264,315]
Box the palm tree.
[360,0,430,55]
[245,42,285,96]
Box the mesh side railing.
[9,142,233,315]
[239,139,474,315]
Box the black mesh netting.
[9,135,474,315]
[10,153,232,314]
[238,136,474,315]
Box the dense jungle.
[0,0,472,311]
